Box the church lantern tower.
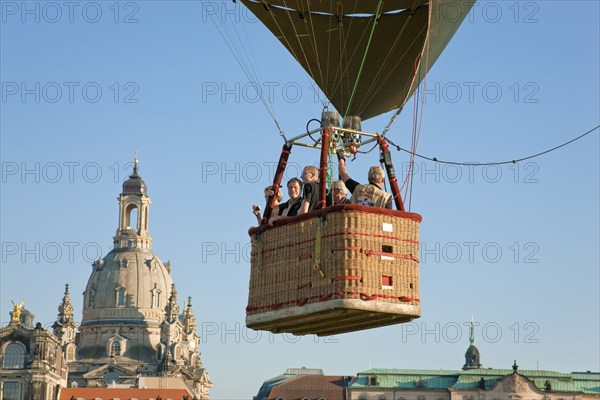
[463,318,482,370]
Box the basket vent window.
[381,245,394,261]
[382,275,393,288]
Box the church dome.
[81,247,173,326]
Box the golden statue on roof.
[10,300,24,323]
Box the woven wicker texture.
[246,208,420,335]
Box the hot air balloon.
[243,0,474,335]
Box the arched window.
[116,287,126,306]
[125,204,139,229]
[151,286,161,308]
[88,289,95,307]
[110,341,121,357]
[66,344,75,361]
[2,343,26,369]
[174,344,182,360]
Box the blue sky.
[1,1,599,399]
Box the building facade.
[254,368,351,400]
[350,365,599,400]
[0,307,68,400]
[348,324,598,400]
[254,325,599,400]
[1,160,211,400]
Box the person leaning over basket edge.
[338,152,392,209]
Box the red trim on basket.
[249,204,422,235]
[335,246,420,262]
[322,231,419,244]
[246,292,420,312]
[250,229,420,258]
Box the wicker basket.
[246,205,421,336]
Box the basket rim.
[249,204,422,235]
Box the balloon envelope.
[240,0,475,120]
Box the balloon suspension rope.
[344,0,384,118]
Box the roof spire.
[470,314,475,345]
[133,151,139,176]
[53,283,77,343]
[183,296,197,335]
[164,284,180,323]
[463,315,482,370]
[57,283,74,322]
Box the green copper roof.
[350,368,600,394]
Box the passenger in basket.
[298,165,320,214]
[268,178,304,225]
[252,185,283,224]
[338,153,392,209]
[299,165,335,214]
[332,180,350,204]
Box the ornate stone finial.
[57,283,74,322]
[164,284,180,323]
[10,300,24,323]
[512,360,519,373]
[183,296,197,335]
